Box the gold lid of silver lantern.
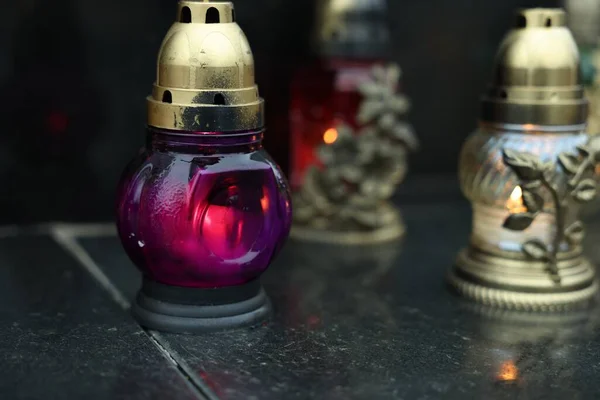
[313,0,390,58]
[481,9,588,127]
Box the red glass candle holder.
[290,0,390,188]
[116,0,291,332]
[290,58,384,188]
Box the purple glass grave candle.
[116,0,292,333]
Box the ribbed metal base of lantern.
[290,207,405,245]
[132,279,272,333]
[448,246,598,311]
[290,223,404,245]
[291,191,407,245]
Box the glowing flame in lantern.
[506,186,527,214]
[323,128,338,144]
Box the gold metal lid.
[147,0,264,132]
[313,0,389,58]
[481,8,588,126]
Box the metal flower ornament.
[292,64,418,244]
[502,137,600,283]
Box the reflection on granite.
[0,236,201,400]
[80,201,600,399]
[462,302,599,397]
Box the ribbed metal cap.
[147,0,264,132]
[313,0,390,59]
[480,8,588,127]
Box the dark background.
[0,0,560,223]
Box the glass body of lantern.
[117,128,292,289]
[289,57,383,189]
[459,124,588,254]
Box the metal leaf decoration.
[572,179,597,203]
[502,149,545,181]
[503,213,535,231]
[523,239,549,261]
[565,221,585,245]
[293,64,418,237]
[521,189,544,213]
[501,139,600,284]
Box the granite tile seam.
[50,225,217,400]
[0,222,115,239]
[0,223,51,238]
[51,222,117,238]
[51,226,129,309]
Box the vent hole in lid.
[545,17,552,27]
[206,7,220,24]
[162,91,172,103]
[180,6,192,23]
[516,15,526,28]
[213,93,226,105]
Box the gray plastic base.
[131,280,272,333]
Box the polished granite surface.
[0,234,200,400]
[3,200,600,399]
